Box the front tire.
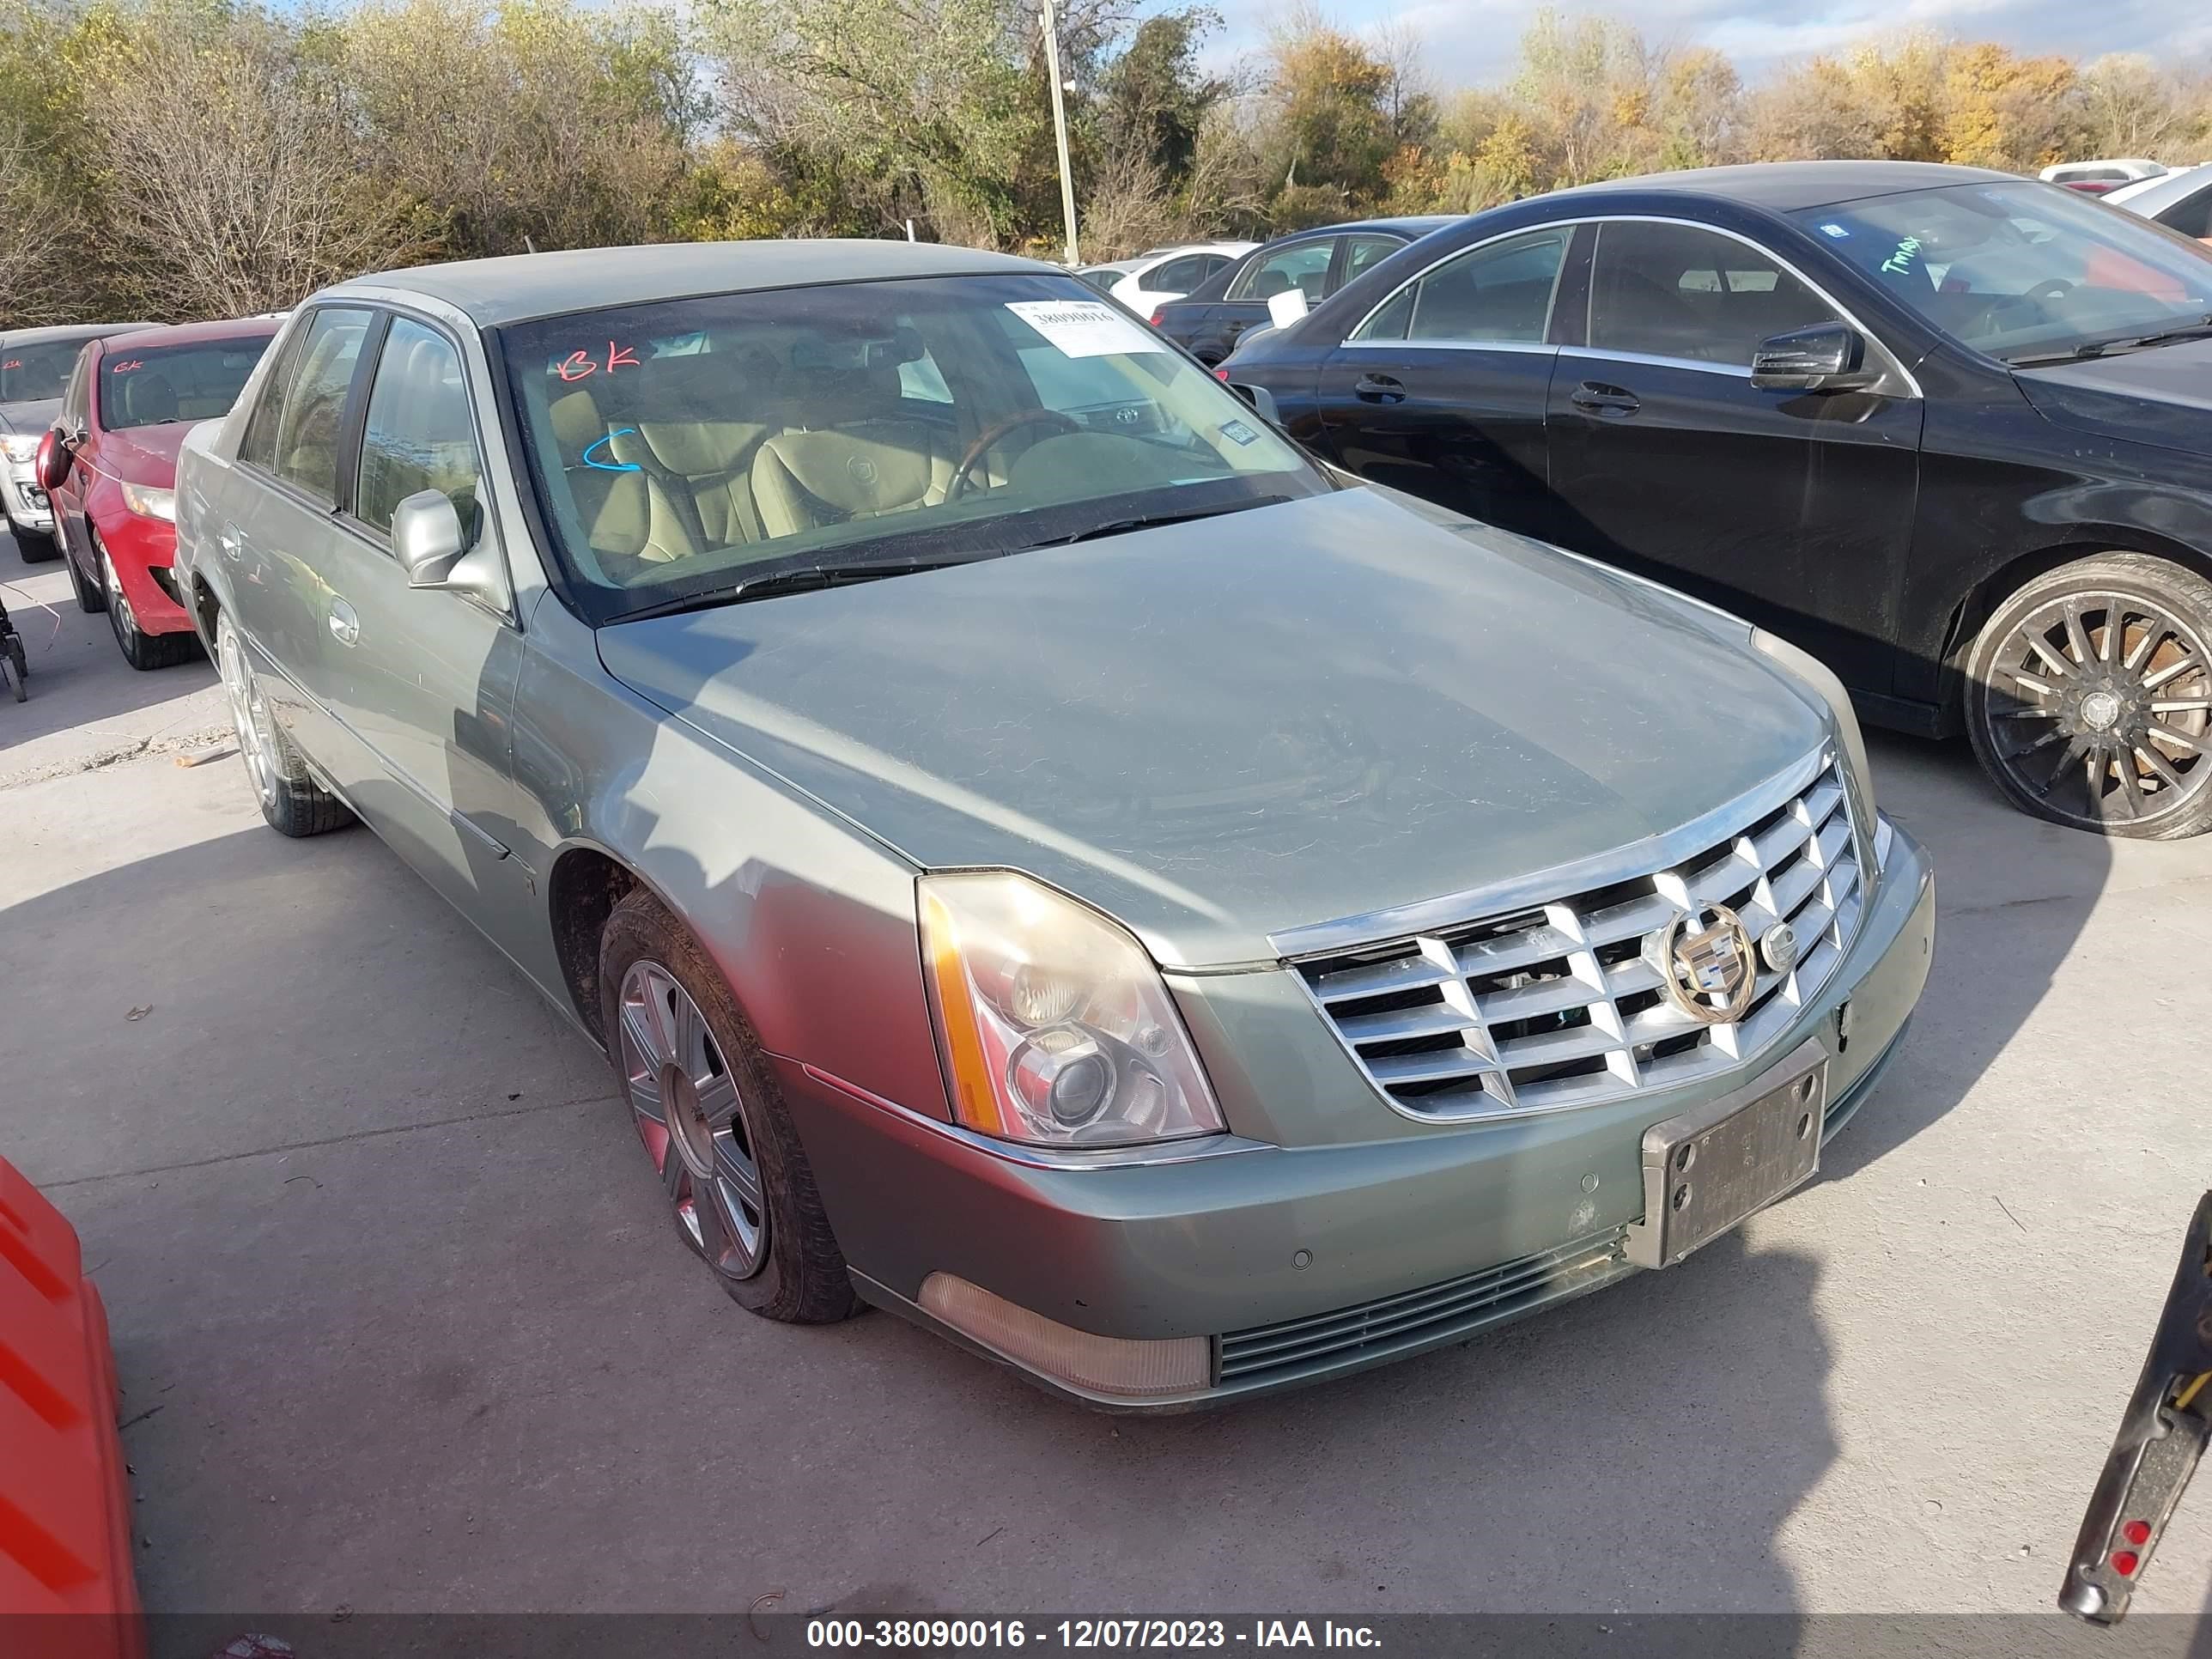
[67,541,105,614]
[101,544,196,669]
[1966,551,2212,838]
[598,886,858,1324]
[214,610,353,836]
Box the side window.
[1589,222,1838,367]
[1150,255,1206,292]
[266,307,372,502]
[354,316,483,540]
[61,353,90,432]
[1353,228,1569,344]
[1230,240,1335,302]
[2166,187,2212,242]
[238,324,307,471]
[1339,235,1404,289]
[1195,255,1231,281]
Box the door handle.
[328,599,360,648]
[1570,381,1641,416]
[1354,373,1407,404]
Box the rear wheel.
[101,544,196,669]
[1966,552,2212,838]
[597,886,858,1324]
[214,610,353,836]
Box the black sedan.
[1224,161,2212,836]
[1150,216,1456,365]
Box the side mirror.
[1266,288,1310,331]
[34,429,70,494]
[1225,381,1284,428]
[1750,323,1880,392]
[392,489,469,585]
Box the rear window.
[1,337,101,404]
[100,337,276,429]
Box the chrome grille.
[1297,751,1865,1120]
[1218,1227,1628,1382]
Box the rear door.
[301,310,532,934]
[1314,224,1578,540]
[220,305,375,765]
[1543,218,1923,696]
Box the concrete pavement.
[5,529,2212,1617]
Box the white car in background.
[2107,164,2212,242]
[1106,243,1256,314]
[2039,158,2167,195]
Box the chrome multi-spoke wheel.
[1969,555,2212,837]
[216,613,281,811]
[617,958,769,1280]
[102,549,138,645]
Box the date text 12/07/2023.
[804,1619,1383,1649]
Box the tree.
[1098,9,1225,182]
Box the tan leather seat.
[547,387,698,571]
[750,362,954,538]
[626,355,780,549]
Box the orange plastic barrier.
[0,1156,143,1659]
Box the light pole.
[1039,0,1079,266]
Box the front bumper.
[782,819,1935,1408]
[95,508,191,634]
[2,463,52,532]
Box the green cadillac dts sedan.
[172,241,1935,1407]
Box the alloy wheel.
[216,620,281,810]
[616,959,769,1280]
[1982,591,2212,830]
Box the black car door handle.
[1570,381,1640,416]
[1354,374,1407,404]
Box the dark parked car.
[1150,216,1455,364]
[1224,161,2212,837]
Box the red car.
[41,318,280,668]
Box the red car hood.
[96,422,191,485]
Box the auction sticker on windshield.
[1006,300,1165,358]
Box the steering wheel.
[949,410,1081,499]
[2027,277,2075,305]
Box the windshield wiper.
[2009,315,2212,368]
[1051,495,1290,546]
[608,558,972,624]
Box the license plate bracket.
[1624,1037,1827,1269]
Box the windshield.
[1793,182,2212,362]
[500,271,1324,623]
[100,336,275,430]
[0,334,102,404]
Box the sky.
[1194,0,2212,88]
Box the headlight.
[120,480,175,522]
[1752,627,1875,822]
[0,434,38,464]
[921,872,1224,1147]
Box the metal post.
[1039,0,1079,266]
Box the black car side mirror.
[1749,323,1881,393]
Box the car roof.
[1278,215,1460,242]
[333,240,1050,328]
[92,316,284,352]
[0,321,159,349]
[1519,160,2018,213]
[2108,165,2207,211]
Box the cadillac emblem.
[1656,902,1758,1025]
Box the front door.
[1544,219,1923,697]
[1315,225,1577,541]
[302,312,532,946]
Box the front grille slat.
[1297,752,1866,1121]
[1218,1228,1629,1382]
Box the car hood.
[97,422,191,483]
[2015,338,2212,458]
[0,398,58,437]
[599,489,1831,968]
